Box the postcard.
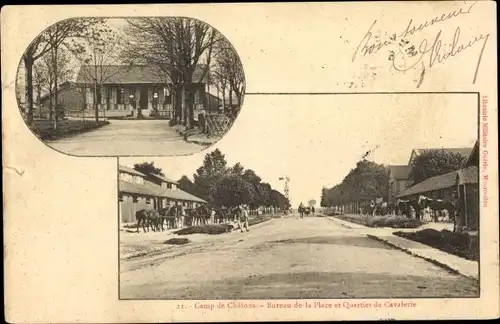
[2,2,498,322]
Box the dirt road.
[120,215,478,299]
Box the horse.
[395,199,411,218]
[304,207,311,217]
[362,202,376,216]
[418,195,456,224]
[135,209,150,233]
[158,205,182,230]
[148,209,161,232]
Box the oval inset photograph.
[16,17,246,156]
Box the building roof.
[396,170,458,198]
[75,65,207,85]
[148,173,178,185]
[388,165,412,180]
[456,166,479,185]
[119,180,157,197]
[118,165,146,177]
[120,180,207,203]
[161,188,207,203]
[39,81,76,101]
[465,140,479,167]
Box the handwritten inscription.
[352,1,490,86]
[399,1,478,38]
[391,27,490,84]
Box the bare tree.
[214,40,245,117]
[22,33,51,124]
[36,49,73,122]
[71,24,123,122]
[123,17,222,129]
[20,18,103,125]
[209,63,228,113]
[33,60,48,116]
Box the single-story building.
[118,165,207,224]
[38,81,84,118]
[72,64,208,118]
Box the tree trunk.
[186,87,195,129]
[174,86,182,124]
[229,89,233,116]
[23,56,34,125]
[52,48,59,131]
[181,85,186,127]
[94,82,99,122]
[222,87,226,115]
[48,89,53,120]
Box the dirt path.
[120,215,478,299]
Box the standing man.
[238,204,250,233]
[210,208,216,224]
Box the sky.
[120,93,479,207]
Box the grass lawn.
[174,216,271,235]
[334,214,424,229]
[30,119,110,140]
[394,229,479,261]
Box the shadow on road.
[272,235,395,250]
[120,270,479,300]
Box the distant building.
[388,147,474,203]
[38,81,84,118]
[118,165,206,223]
[396,141,479,230]
[387,165,413,203]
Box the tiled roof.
[388,165,412,180]
[396,170,458,198]
[120,180,206,203]
[119,180,157,196]
[148,173,178,185]
[75,65,207,84]
[456,166,479,185]
[118,165,146,177]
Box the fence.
[204,114,233,137]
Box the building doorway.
[140,87,148,110]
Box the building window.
[167,183,172,189]
[146,197,151,204]
[133,196,138,203]
[117,88,125,105]
[119,194,123,202]
[164,87,172,105]
[194,89,200,104]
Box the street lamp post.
[129,94,135,117]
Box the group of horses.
[298,205,315,218]
[134,205,245,233]
[357,195,460,228]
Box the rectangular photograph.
[118,93,479,300]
